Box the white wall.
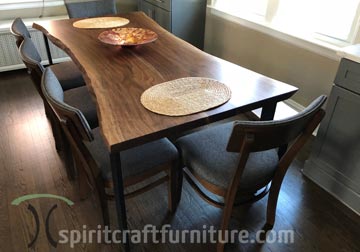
[203,8,340,106]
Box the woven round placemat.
[140,77,232,116]
[73,17,129,29]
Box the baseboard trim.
[303,159,360,215]
[284,99,305,112]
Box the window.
[213,0,268,19]
[0,0,65,20]
[212,0,360,45]
[0,0,46,10]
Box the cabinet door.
[312,85,360,194]
[172,0,207,49]
[140,1,171,31]
[143,0,171,11]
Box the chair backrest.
[10,18,31,48]
[224,95,326,205]
[64,0,117,18]
[227,95,327,153]
[42,67,94,142]
[18,37,45,92]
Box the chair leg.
[43,100,52,119]
[45,102,65,152]
[75,155,92,200]
[168,161,181,213]
[265,183,281,229]
[216,146,252,252]
[168,165,175,213]
[176,164,184,209]
[62,138,77,181]
[96,176,110,228]
[217,195,237,252]
[53,120,64,152]
[72,146,109,227]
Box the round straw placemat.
[73,17,129,29]
[140,77,232,116]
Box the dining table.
[33,11,298,250]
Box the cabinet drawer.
[334,58,360,95]
[143,0,171,11]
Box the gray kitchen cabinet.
[138,0,207,49]
[303,46,360,214]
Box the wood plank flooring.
[0,70,359,252]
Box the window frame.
[0,0,66,20]
[0,0,63,9]
[210,0,360,47]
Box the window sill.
[207,5,346,61]
[0,15,68,33]
[0,0,64,11]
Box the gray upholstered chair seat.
[64,86,98,128]
[176,122,279,192]
[50,61,84,91]
[84,128,178,181]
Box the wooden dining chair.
[41,67,180,227]
[11,17,85,91]
[18,37,98,181]
[175,95,327,251]
[19,36,98,144]
[64,0,117,18]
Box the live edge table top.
[33,11,298,153]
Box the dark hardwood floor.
[0,70,359,252]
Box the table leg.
[43,34,53,65]
[260,102,288,158]
[260,102,277,121]
[110,152,130,252]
